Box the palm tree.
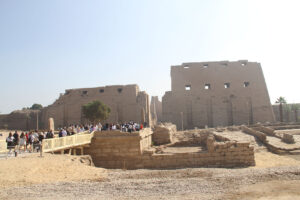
[291,104,300,122]
[276,97,287,122]
[284,104,291,122]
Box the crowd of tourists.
[5,130,52,157]
[4,121,147,157]
[64,121,147,133]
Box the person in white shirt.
[62,129,67,137]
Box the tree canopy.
[276,96,287,104]
[30,103,43,110]
[82,100,111,123]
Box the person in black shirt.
[13,131,19,146]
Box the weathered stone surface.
[282,133,295,144]
[0,84,152,130]
[241,125,267,142]
[150,96,162,124]
[86,128,255,169]
[48,118,54,131]
[0,110,40,130]
[152,123,177,145]
[162,60,275,129]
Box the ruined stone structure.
[152,123,177,145]
[0,110,40,130]
[85,129,255,169]
[150,96,162,124]
[272,104,300,123]
[41,84,151,128]
[162,60,275,129]
[0,84,151,130]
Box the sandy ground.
[254,151,300,168]
[0,151,300,200]
[1,128,300,200]
[0,154,106,189]
[0,130,13,140]
[227,180,300,200]
[214,131,266,151]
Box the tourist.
[25,132,29,149]
[28,132,35,153]
[46,130,54,139]
[32,134,40,152]
[58,129,63,137]
[62,129,67,137]
[6,133,14,157]
[128,123,133,133]
[13,131,19,155]
[38,132,44,142]
[98,122,102,131]
[19,132,26,153]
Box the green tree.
[276,97,287,122]
[291,104,300,122]
[30,104,43,110]
[82,100,111,124]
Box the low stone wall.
[152,123,177,145]
[85,128,152,168]
[254,125,277,137]
[241,125,300,154]
[141,144,254,169]
[86,129,255,169]
[241,125,267,142]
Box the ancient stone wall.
[150,96,162,124]
[272,104,300,122]
[85,128,152,169]
[85,129,255,169]
[162,60,275,129]
[0,110,41,130]
[41,84,151,128]
[152,123,177,145]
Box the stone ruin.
[0,84,152,130]
[162,60,275,129]
[85,125,255,169]
[152,123,177,145]
[1,60,297,132]
[84,121,300,169]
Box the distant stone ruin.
[0,84,152,130]
[0,60,289,131]
[162,60,275,129]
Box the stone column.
[49,118,55,131]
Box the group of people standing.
[4,121,147,157]
[60,121,147,134]
[102,121,146,133]
[5,130,54,157]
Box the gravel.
[2,166,300,200]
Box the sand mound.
[254,151,300,168]
[0,154,106,188]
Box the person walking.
[6,133,14,158]
[13,131,19,156]
[19,132,26,153]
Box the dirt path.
[1,152,300,200]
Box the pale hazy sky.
[1,0,300,114]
